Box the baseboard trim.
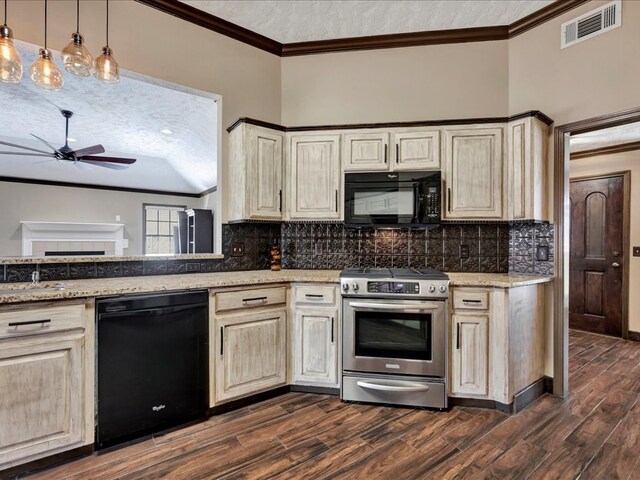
[448,397,513,414]
[2,445,94,480]
[628,331,640,342]
[513,376,552,414]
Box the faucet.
[31,270,40,284]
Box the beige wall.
[281,41,509,125]
[570,150,640,332]
[0,181,212,256]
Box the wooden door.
[216,309,287,403]
[451,313,489,396]
[444,127,504,219]
[570,175,625,337]
[392,130,440,171]
[0,333,85,466]
[249,127,283,219]
[342,132,389,171]
[288,134,341,220]
[293,307,338,386]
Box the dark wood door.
[569,175,625,337]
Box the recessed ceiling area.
[0,41,218,195]
[570,122,640,152]
[180,0,553,43]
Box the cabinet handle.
[8,319,51,327]
[305,294,324,299]
[384,143,388,164]
[279,190,282,212]
[447,187,452,213]
[335,190,339,213]
[242,296,268,304]
[396,143,399,164]
[462,299,482,304]
[331,317,334,343]
[220,327,224,356]
[456,323,461,350]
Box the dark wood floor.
[26,330,640,480]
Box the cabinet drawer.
[215,287,286,313]
[293,285,336,305]
[0,304,85,339]
[452,290,490,310]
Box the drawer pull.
[242,296,268,304]
[8,319,52,327]
[305,294,324,299]
[462,299,482,304]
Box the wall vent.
[561,0,621,49]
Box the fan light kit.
[1,0,120,89]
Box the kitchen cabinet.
[507,117,550,221]
[287,134,342,220]
[444,126,504,219]
[342,132,389,171]
[211,286,288,405]
[226,123,284,221]
[0,301,93,470]
[392,129,441,171]
[451,313,489,396]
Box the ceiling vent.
[561,0,621,49]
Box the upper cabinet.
[287,134,342,220]
[342,129,440,172]
[227,124,284,222]
[443,126,504,220]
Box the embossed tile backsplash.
[508,223,555,275]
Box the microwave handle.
[414,184,422,221]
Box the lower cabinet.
[451,313,489,396]
[215,307,287,404]
[292,307,339,387]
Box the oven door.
[342,298,446,378]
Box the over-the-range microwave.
[344,171,441,228]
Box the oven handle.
[357,380,431,392]
[348,302,442,313]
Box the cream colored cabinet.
[451,313,489,396]
[226,123,284,221]
[507,117,550,221]
[292,307,339,387]
[287,134,342,220]
[443,126,504,219]
[343,132,389,171]
[0,301,92,469]
[392,130,440,170]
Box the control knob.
[342,283,349,292]
[352,283,360,292]
[428,285,436,293]
[439,285,447,293]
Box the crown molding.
[570,140,640,160]
[135,0,591,57]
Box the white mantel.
[21,221,126,256]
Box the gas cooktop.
[340,268,449,280]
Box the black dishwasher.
[96,290,209,449]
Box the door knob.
[613,251,621,257]
[612,262,621,268]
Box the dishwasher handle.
[99,302,208,319]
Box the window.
[143,204,185,255]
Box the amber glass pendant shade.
[94,45,119,83]
[0,24,22,84]
[30,47,63,91]
[62,32,92,77]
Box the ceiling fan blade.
[0,151,54,158]
[0,140,53,155]
[69,145,106,158]
[30,134,60,154]
[78,160,129,170]
[79,155,137,165]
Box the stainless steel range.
[341,268,449,409]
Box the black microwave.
[344,171,441,228]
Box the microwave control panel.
[423,187,440,217]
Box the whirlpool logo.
[152,404,166,412]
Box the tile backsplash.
[508,223,555,275]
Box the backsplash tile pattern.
[222,223,281,271]
[509,223,555,275]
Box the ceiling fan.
[0,109,137,169]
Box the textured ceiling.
[0,41,218,194]
[570,122,640,152]
[181,0,553,43]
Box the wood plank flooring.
[24,329,640,480]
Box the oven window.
[352,187,415,216]
[354,311,432,361]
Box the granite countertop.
[0,253,225,265]
[0,270,553,304]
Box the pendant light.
[0,0,23,84]
[94,0,119,84]
[30,0,63,92]
[62,0,92,76]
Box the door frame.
[554,106,640,398]
[568,171,631,339]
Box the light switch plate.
[460,245,469,259]
[536,245,549,261]
[231,243,244,257]
[633,246,640,257]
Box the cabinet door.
[249,127,283,219]
[293,307,338,386]
[216,309,287,403]
[288,135,341,220]
[451,313,489,396]
[342,132,389,172]
[444,127,504,219]
[0,333,85,467]
[393,130,440,171]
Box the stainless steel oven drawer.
[342,373,446,408]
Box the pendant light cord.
[106,0,109,47]
[4,0,7,26]
[44,0,48,49]
[76,0,79,33]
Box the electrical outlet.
[315,241,324,255]
[633,246,640,257]
[231,243,244,257]
[536,245,549,261]
[460,244,469,259]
